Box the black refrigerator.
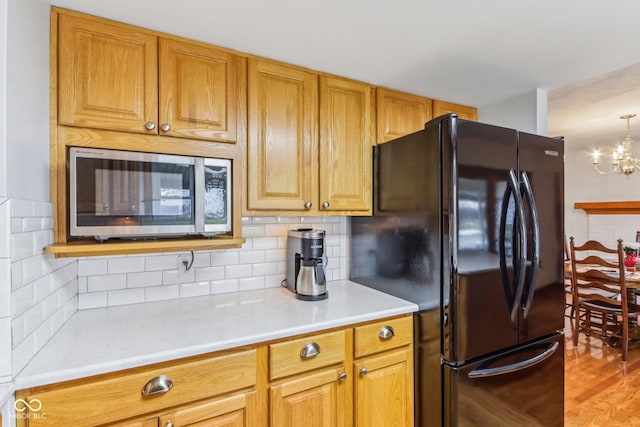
[350,114,564,426]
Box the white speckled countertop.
[15,280,417,390]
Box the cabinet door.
[432,99,477,121]
[271,368,346,427]
[159,391,257,427]
[247,59,318,211]
[159,39,240,142]
[109,418,158,427]
[319,76,374,213]
[376,88,432,144]
[354,348,414,427]
[58,13,158,133]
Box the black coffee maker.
[285,228,328,300]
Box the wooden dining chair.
[569,237,640,361]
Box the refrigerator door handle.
[499,169,527,322]
[520,171,540,318]
[467,341,559,379]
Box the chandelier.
[592,114,640,176]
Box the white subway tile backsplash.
[241,225,266,237]
[78,258,108,276]
[239,276,264,291]
[78,292,108,309]
[11,232,33,262]
[225,264,253,279]
[21,254,45,285]
[71,216,348,309]
[252,237,278,250]
[211,279,239,294]
[238,250,265,264]
[145,285,179,302]
[108,288,145,306]
[22,217,41,232]
[127,271,163,288]
[265,249,286,263]
[34,201,53,217]
[195,266,224,282]
[32,275,52,304]
[0,259,10,318]
[88,274,127,292]
[211,251,239,266]
[146,254,178,271]
[179,281,211,298]
[253,262,278,276]
[12,331,35,375]
[0,318,11,378]
[22,302,44,337]
[162,269,195,285]
[11,284,33,317]
[108,257,145,274]
[32,230,52,254]
[10,199,34,218]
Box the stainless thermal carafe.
[285,228,328,300]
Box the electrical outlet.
[177,253,191,272]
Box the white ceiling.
[50,0,640,141]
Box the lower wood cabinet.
[15,315,413,427]
[271,367,347,427]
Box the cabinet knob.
[145,122,156,131]
[103,204,110,210]
[359,367,368,376]
[160,123,171,132]
[378,326,395,340]
[322,201,330,209]
[305,201,312,209]
[300,342,320,359]
[165,423,174,427]
[338,372,348,382]
[141,375,174,396]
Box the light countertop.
[15,280,418,390]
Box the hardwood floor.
[564,315,640,426]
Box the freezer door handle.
[499,169,527,322]
[467,341,559,379]
[520,171,540,318]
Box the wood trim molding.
[574,201,640,214]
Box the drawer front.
[354,316,413,358]
[270,330,346,380]
[18,349,256,427]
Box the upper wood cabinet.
[247,59,318,211]
[246,65,373,215]
[58,13,158,134]
[58,12,241,143]
[432,99,477,121]
[319,76,374,214]
[376,87,433,144]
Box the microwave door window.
[76,157,195,228]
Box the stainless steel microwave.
[69,147,232,241]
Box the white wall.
[6,0,50,202]
[478,88,547,135]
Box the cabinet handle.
[300,342,320,359]
[378,326,395,340]
[160,123,171,132]
[360,367,368,376]
[145,122,156,131]
[141,375,174,396]
[338,372,348,382]
[322,201,330,209]
[305,201,312,209]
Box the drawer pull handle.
[300,342,321,359]
[141,375,174,397]
[378,326,395,340]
